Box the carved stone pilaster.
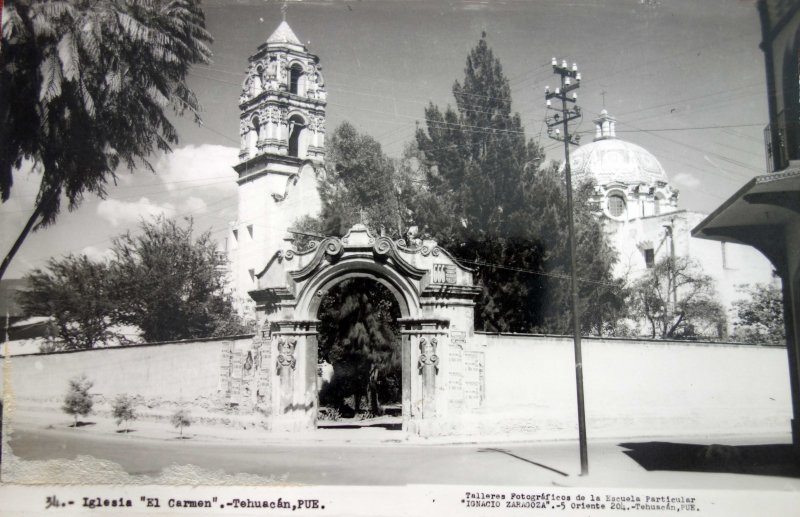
[418,337,439,375]
[276,337,297,373]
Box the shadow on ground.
[317,423,402,430]
[69,422,96,428]
[478,448,569,477]
[619,441,800,478]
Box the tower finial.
[601,90,607,109]
[281,1,288,22]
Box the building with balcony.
[692,0,800,447]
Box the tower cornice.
[239,91,327,112]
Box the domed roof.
[567,110,669,186]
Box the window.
[608,193,626,217]
[289,64,303,95]
[232,229,239,242]
[247,224,254,239]
[653,196,661,215]
[248,268,255,283]
[644,248,655,269]
[288,115,305,157]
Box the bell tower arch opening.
[288,114,306,158]
[289,62,304,95]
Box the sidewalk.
[5,405,800,490]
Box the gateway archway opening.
[316,277,403,430]
[249,224,482,435]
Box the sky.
[0,0,769,279]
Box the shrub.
[112,394,138,433]
[62,375,93,428]
[317,407,341,422]
[171,409,193,437]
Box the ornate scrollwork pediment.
[288,237,345,282]
[373,236,428,280]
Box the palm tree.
[0,0,213,280]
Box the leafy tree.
[19,217,247,349]
[111,216,248,343]
[295,121,405,244]
[112,394,137,433]
[732,283,785,345]
[18,255,121,350]
[0,0,213,280]
[317,279,401,415]
[412,33,623,334]
[630,256,726,339]
[170,408,193,437]
[62,374,93,427]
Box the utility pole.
[664,222,678,311]
[546,58,588,476]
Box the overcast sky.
[1,0,768,279]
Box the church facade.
[569,110,776,337]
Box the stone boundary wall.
[1,333,792,441]
[464,332,792,440]
[1,336,255,406]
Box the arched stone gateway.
[247,224,483,436]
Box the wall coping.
[3,331,784,359]
[1,333,256,359]
[474,331,786,349]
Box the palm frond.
[39,53,63,102]
[147,85,170,108]
[1,4,27,43]
[78,79,96,118]
[30,11,57,39]
[104,67,122,94]
[57,32,81,82]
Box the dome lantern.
[594,109,616,141]
[562,110,678,220]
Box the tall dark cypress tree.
[414,34,625,334]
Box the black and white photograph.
[1,0,799,515]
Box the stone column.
[398,318,448,436]
[275,337,296,415]
[272,320,319,432]
[418,337,439,418]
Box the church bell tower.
[228,20,326,313]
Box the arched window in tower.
[252,66,263,96]
[288,115,306,157]
[289,63,304,95]
[608,193,626,218]
[248,116,261,154]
